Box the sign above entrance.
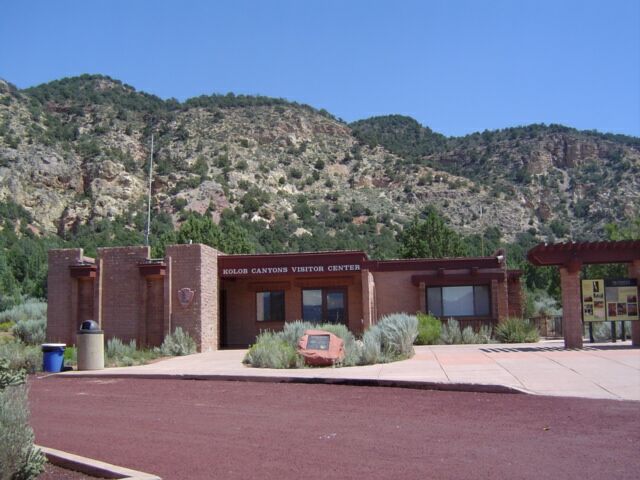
[221,263,361,277]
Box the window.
[256,291,285,321]
[302,288,347,324]
[427,285,490,317]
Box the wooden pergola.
[527,240,640,348]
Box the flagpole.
[144,134,154,247]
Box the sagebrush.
[440,319,492,344]
[158,327,197,356]
[0,359,46,480]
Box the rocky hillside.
[0,75,638,244]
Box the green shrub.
[0,341,42,373]
[11,319,46,345]
[415,313,441,345]
[63,346,77,367]
[494,318,540,343]
[0,321,14,332]
[243,331,303,369]
[0,360,46,480]
[159,327,197,356]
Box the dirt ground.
[29,377,640,480]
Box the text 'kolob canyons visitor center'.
[47,244,523,350]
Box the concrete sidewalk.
[59,340,640,401]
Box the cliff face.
[0,75,638,242]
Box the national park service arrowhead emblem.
[177,287,196,307]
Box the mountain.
[0,74,638,250]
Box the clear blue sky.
[1,0,638,137]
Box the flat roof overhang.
[527,240,640,267]
[69,263,97,278]
[138,260,166,277]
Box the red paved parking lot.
[29,377,640,479]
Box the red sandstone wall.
[165,244,219,351]
[97,246,150,344]
[47,249,85,344]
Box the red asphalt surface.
[29,377,640,480]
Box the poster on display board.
[604,279,639,322]
[581,279,606,322]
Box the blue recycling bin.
[42,343,66,373]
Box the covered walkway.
[528,240,640,348]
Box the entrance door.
[220,290,227,348]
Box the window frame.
[301,287,348,324]
[426,285,491,318]
[255,290,285,322]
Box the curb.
[50,372,530,395]
[37,445,161,480]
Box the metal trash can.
[76,320,104,371]
[42,343,66,372]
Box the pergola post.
[559,263,583,349]
[629,259,640,347]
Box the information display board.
[604,279,639,322]
[581,279,606,322]
[582,278,639,322]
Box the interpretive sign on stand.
[582,278,639,322]
[581,279,606,322]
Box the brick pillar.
[361,269,376,329]
[47,249,85,344]
[418,282,426,313]
[496,279,509,322]
[560,265,583,349]
[629,259,640,347]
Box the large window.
[302,288,347,324]
[256,291,285,321]
[427,285,490,317]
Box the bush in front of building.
[243,331,304,369]
[415,313,441,345]
[244,314,419,369]
[106,338,148,367]
[494,317,540,343]
[361,313,418,364]
[158,327,197,356]
[0,359,46,480]
[440,319,492,344]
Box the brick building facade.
[47,245,522,350]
